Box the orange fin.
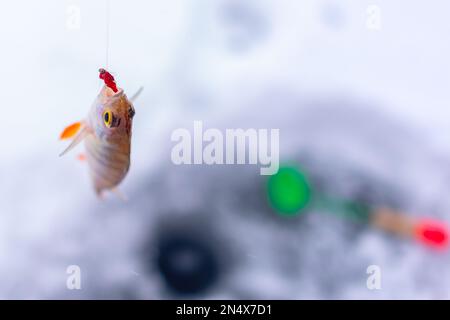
[60,122,82,140]
[77,153,86,161]
[59,125,91,157]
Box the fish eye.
[103,110,112,128]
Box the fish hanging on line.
[59,69,142,197]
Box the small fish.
[59,69,141,197]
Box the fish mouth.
[102,85,124,99]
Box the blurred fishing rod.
[267,165,448,250]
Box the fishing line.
[105,0,111,70]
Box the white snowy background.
[0,0,450,299]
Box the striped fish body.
[85,86,135,195]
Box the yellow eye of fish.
[103,110,112,127]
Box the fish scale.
[85,134,130,193]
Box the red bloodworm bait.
[99,68,118,92]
